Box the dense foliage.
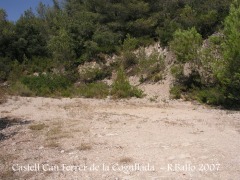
[221,0,240,106]
[0,0,232,66]
[169,0,240,107]
[1,0,240,106]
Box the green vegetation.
[220,0,240,106]
[111,67,143,98]
[19,74,71,97]
[170,86,184,99]
[79,67,111,83]
[196,88,225,105]
[75,82,109,99]
[170,28,202,64]
[169,0,240,108]
[170,28,203,96]
[0,0,239,107]
[0,87,7,104]
[137,48,165,82]
[10,81,34,97]
[0,0,231,65]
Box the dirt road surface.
[0,96,240,179]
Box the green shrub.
[92,29,121,53]
[136,36,154,47]
[220,0,240,107]
[171,65,184,79]
[22,57,55,74]
[0,57,12,82]
[209,35,223,45]
[111,68,143,98]
[10,81,34,97]
[79,67,111,83]
[170,27,202,63]
[156,20,182,46]
[199,34,224,85]
[170,85,184,99]
[122,51,138,69]
[76,82,109,99]
[122,34,139,52]
[196,88,225,105]
[122,35,153,54]
[20,74,71,97]
[7,61,24,83]
[149,63,163,76]
[7,58,57,85]
[139,75,145,83]
[169,28,206,101]
[137,49,165,82]
[153,73,163,82]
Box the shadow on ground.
[0,117,31,141]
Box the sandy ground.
[0,96,240,180]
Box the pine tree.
[221,0,240,106]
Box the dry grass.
[47,126,62,136]
[29,123,47,131]
[77,143,92,151]
[0,169,16,180]
[119,157,133,164]
[149,95,158,102]
[0,153,14,164]
[46,123,73,140]
[70,124,90,134]
[45,141,60,148]
[0,153,16,179]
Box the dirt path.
[0,97,240,179]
